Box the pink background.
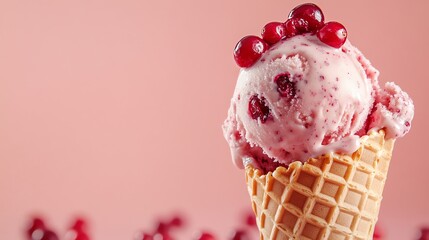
[0,0,428,239]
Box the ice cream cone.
[245,130,394,240]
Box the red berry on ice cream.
[284,18,309,37]
[225,3,415,240]
[274,73,295,98]
[317,21,347,48]
[248,95,271,123]
[234,36,268,68]
[288,3,324,31]
[262,22,285,45]
[227,31,413,167]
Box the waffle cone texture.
[245,130,394,240]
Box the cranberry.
[261,22,285,45]
[195,232,216,240]
[229,230,250,240]
[76,234,90,240]
[244,212,256,227]
[317,22,347,48]
[248,95,271,123]
[71,218,87,231]
[373,225,383,239]
[283,18,309,37]
[65,218,90,240]
[288,3,324,31]
[233,36,268,68]
[32,229,59,240]
[153,222,173,240]
[135,233,153,240]
[43,230,59,240]
[153,233,172,240]
[419,227,429,240]
[274,73,295,98]
[155,222,169,234]
[27,217,46,238]
[169,215,184,228]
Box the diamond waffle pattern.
[245,131,394,240]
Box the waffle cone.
[245,130,394,240]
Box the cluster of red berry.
[233,3,348,68]
[24,212,258,240]
[134,212,257,240]
[133,215,186,240]
[26,217,89,240]
[25,214,428,239]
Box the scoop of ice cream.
[223,34,414,169]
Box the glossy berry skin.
[248,95,271,123]
[283,18,309,37]
[234,36,268,68]
[288,3,324,31]
[261,22,285,45]
[196,232,216,240]
[317,21,347,48]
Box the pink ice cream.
[223,34,414,171]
